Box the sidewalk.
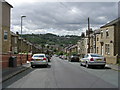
[106,64,120,71]
[2,63,30,82]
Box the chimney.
[16,32,19,35]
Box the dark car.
[46,55,51,62]
[69,55,79,62]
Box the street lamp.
[21,16,26,37]
[20,15,26,65]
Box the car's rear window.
[91,54,103,57]
[33,55,45,57]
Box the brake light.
[43,58,46,60]
[31,58,34,61]
[104,58,106,61]
[90,58,94,61]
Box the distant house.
[10,32,19,54]
[93,29,101,54]
[66,44,78,55]
[77,38,87,58]
[85,29,93,53]
[1,1,13,54]
[17,36,33,54]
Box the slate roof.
[101,18,120,28]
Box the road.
[3,56,118,88]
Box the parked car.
[80,53,106,68]
[59,55,62,59]
[62,55,67,60]
[46,55,51,62]
[69,54,79,62]
[30,54,48,67]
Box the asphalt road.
[3,56,118,88]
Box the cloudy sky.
[6,0,119,36]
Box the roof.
[68,44,77,50]
[2,0,13,8]
[10,31,18,36]
[94,29,100,34]
[100,18,120,28]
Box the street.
[3,56,118,88]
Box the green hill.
[22,33,81,47]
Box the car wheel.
[80,62,83,66]
[46,64,48,68]
[31,65,34,68]
[101,65,105,69]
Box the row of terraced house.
[65,18,120,64]
[0,1,41,68]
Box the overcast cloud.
[6,0,118,36]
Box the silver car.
[80,53,106,68]
[30,54,48,67]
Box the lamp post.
[88,17,90,53]
[20,15,26,65]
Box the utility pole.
[20,16,26,65]
[88,17,90,53]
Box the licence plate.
[97,59,102,61]
[36,59,42,61]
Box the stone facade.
[1,1,13,54]
[64,44,78,56]
[77,18,120,64]
[94,30,101,54]
[92,18,120,64]
[77,38,87,58]
[11,32,19,54]
[98,18,120,64]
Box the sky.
[6,0,119,36]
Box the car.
[59,55,62,59]
[69,54,79,62]
[30,54,48,67]
[62,55,67,60]
[80,53,106,68]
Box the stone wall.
[105,56,117,64]
[0,54,32,69]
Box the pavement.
[106,64,120,71]
[1,61,119,83]
[1,62,30,83]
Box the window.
[4,31,8,40]
[97,47,99,53]
[15,37,17,44]
[101,31,103,39]
[91,54,103,57]
[105,44,110,55]
[33,55,44,57]
[14,47,18,53]
[106,29,109,38]
[84,55,87,58]
[97,37,99,41]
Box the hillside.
[22,33,81,47]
